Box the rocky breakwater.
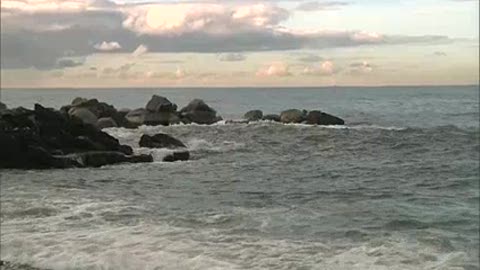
[242,109,344,125]
[0,104,152,169]
[126,96,223,127]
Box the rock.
[163,151,190,162]
[305,110,345,125]
[125,108,146,126]
[146,95,177,112]
[139,133,186,149]
[244,110,263,121]
[225,119,249,124]
[144,112,180,126]
[97,117,118,129]
[180,99,222,125]
[57,151,153,168]
[0,102,7,111]
[280,109,305,123]
[71,97,88,106]
[68,107,98,125]
[262,114,281,122]
[0,104,152,169]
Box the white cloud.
[94,41,121,51]
[132,44,148,57]
[303,60,336,76]
[256,62,291,77]
[175,67,186,79]
[349,61,374,74]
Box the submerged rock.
[180,99,222,125]
[280,109,305,123]
[139,133,190,162]
[163,151,190,162]
[305,110,345,125]
[139,133,186,149]
[244,110,263,121]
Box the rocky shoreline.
[0,95,344,170]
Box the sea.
[0,86,479,270]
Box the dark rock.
[144,112,180,126]
[244,110,263,121]
[71,97,88,106]
[146,95,177,112]
[163,151,190,162]
[179,99,222,124]
[57,151,153,168]
[68,107,97,125]
[139,133,186,149]
[125,108,146,126]
[0,104,151,169]
[280,109,305,123]
[305,110,345,125]
[262,114,281,122]
[97,117,118,129]
[0,102,7,111]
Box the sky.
[1,0,479,87]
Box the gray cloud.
[0,1,455,70]
[296,1,350,11]
[433,51,447,56]
[297,54,324,62]
[218,53,247,61]
[56,59,83,68]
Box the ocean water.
[0,86,479,270]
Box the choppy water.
[1,86,479,270]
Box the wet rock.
[244,110,263,121]
[57,151,153,168]
[180,99,222,125]
[144,112,180,126]
[262,114,281,122]
[125,108,146,126]
[146,95,177,112]
[97,117,118,129]
[139,133,186,149]
[0,104,152,169]
[305,110,345,125]
[280,109,305,123]
[68,107,97,125]
[163,151,190,162]
[0,102,7,112]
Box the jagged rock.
[0,102,7,111]
[68,107,97,125]
[97,117,118,129]
[262,114,281,122]
[139,133,186,149]
[244,110,263,121]
[56,151,153,168]
[305,110,344,125]
[0,104,151,169]
[146,95,177,112]
[180,99,222,125]
[280,109,305,123]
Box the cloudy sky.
[1,0,478,87]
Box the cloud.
[256,62,291,77]
[94,41,121,51]
[102,63,135,76]
[132,44,148,57]
[433,51,447,56]
[303,60,337,76]
[175,67,187,79]
[0,0,455,70]
[296,1,350,11]
[349,61,374,75]
[218,53,247,62]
